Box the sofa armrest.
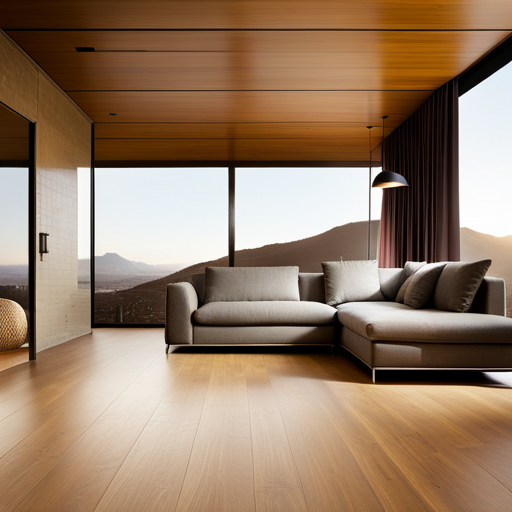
[470,277,506,317]
[165,282,199,345]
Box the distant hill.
[94,220,378,322]
[0,265,28,286]
[131,220,378,294]
[460,227,512,277]
[460,227,512,317]
[79,253,183,277]
[79,253,185,291]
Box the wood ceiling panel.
[4,1,511,164]
[9,31,510,92]
[0,102,30,161]
[94,122,383,141]
[0,138,29,161]
[95,139,230,161]
[94,138,374,162]
[6,30,510,54]
[0,104,29,138]
[69,90,432,125]
[2,1,512,30]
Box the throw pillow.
[404,263,447,309]
[398,261,427,289]
[434,259,492,313]
[322,260,384,306]
[395,275,413,304]
[395,262,426,303]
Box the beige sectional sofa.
[165,266,512,382]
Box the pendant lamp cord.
[382,115,388,171]
[367,126,372,260]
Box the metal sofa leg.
[372,368,376,383]
[165,344,170,354]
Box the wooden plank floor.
[1,329,512,511]
[0,348,28,373]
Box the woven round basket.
[0,299,28,351]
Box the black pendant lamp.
[372,116,409,189]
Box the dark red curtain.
[378,79,460,268]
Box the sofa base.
[193,324,337,345]
[168,343,334,355]
[341,327,512,383]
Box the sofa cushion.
[203,266,300,304]
[322,260,384,306]
[435,259,492,313]
[398,261,427,289]
[404,263,446,309]
[299,273,326,303]
[194,301,337,326]
[396,261,426,303]
[337,301,512,343]
[379,268,404,301]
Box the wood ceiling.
[1,1,512,165]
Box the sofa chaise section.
[337,276,512,381]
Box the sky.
[0,168,28,266]
[94,166,382,265]
[459,61,512,237]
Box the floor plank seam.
[263,354,311,512]
[0,343,164,464]
[288,354,387,512]
[243,354,259,512]
[0,339,154,426]
[6,347,165,511]
[172,352,215,512]
[456,445,512,495]
[0,334,149,410]
[93,352,194,512]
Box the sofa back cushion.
[379,268,404,300]
[298,273,326,302]
[322,260,385,306]
[403,262,447,309]
[434,259,492,313]
[203,266,300,303]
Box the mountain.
[131,220,378,294]
[94,220,378,322]
[461,227,512,317]
[78,253,184,277]
[94,222,512,323]
[0,265,28,286]
[460,228,512,278]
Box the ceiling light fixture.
[75,47,95,52]
[372,116,409,189]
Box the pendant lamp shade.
[372,170,409,188]
[371,115,409,189]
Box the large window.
[235,167,382,268]
[78,167,91,290]
[460,61,512,317]
[93,165,382,325]
[94,168,228,324]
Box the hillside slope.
[94,220,377,322]
[94,223,512,323]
